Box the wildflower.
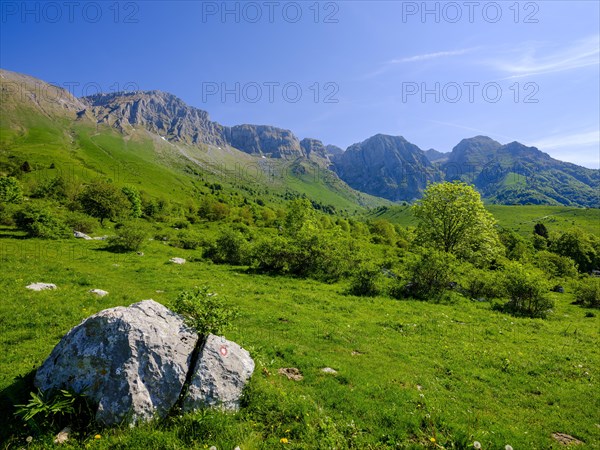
[430,437,436,443]
[285,429,291,433]
[474,442,482,449]
[280,437,289,444]
[94,434,101,439]
[26,436,33,443]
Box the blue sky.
[1,1,599,168]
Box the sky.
[1,1,599,168]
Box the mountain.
[441,138,600,207]
[0,68,388,211]
[1,68,598,208]
[331,134,440,202]
[423,148,448,163]
[325,144,344,156]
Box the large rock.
[184,334,255,411]
[34,300,198,425]
[34,300,254,426]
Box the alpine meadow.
[1,2,599,449]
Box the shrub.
[501,262,553,318]
[31,177,67,200]
[64,211,99,234]
[78,181,130,225]
[393,249,456,301]
[0,176,23,203]
[122,186,142,218]
[14,204,70,239]
[204,228,249,265]
[574,277,600,308]
[534,250,578,279]
[172,229,203,250]
[171,286,239,336]
[347,263,383,297]
[248,235,295,274]
[460,267,505,300]
[107,221,148,252]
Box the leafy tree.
[534,223,549,239]
[369,219,397,245]
[412,181,502,265]
[121,186,142,218]
[284,198,318,237]
[0,176,23,203]
[77,181,129,225]
[550,229,598,273]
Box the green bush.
[575,277,600,308]
[107,221,148,252]
[171,286,239,336]
[460,266,505,300]
[64,211,99,234]
[0,176,23,204]
[393,249,456,301]
[534,250,578,279]
[347,263,383,297]
[204,228,249,265]
[14,204,70,239]
[501,262,553,318]
[172,229,203,250]
[31,177,67,201]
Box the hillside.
[0,69,388,212]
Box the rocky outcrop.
[34,300,254,425]
[223,124,304,159]
[325,144,344,156]
[331,134,439,202]
[83,91,226,147]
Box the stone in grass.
[34,300,254,426]
[54,427,71,444]
[170,257,186,265]
[73,231,92,240]
[552,432,584,446]
[183,334,255,412]
[26,282,56,291]
[89,289,109,297]
[278,367,303,381]
[321,367,338,375]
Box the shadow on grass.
[0,369,36,443]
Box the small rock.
[170,257,186,265]
[278,367,303,381]
[137,252,144,256]
[89,289,109,297]
[73,231,92,240]
[552,432,584,445]
[156,290,165,294]
[552,285,565,293]
[321,367,337,375]
[351,350,364,356]
[26,282,56,291]
[93,236,107,241]
[54,427,71,444]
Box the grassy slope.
[368,204,600,236]
[0,110,388,213]
[0,225,598,449]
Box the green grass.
[1,225,599,449]
[367,204,600,236]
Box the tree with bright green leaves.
[0,176,23,204]
[412,181,502,265]
[284,197,318,237]
[77,181,130,225]
[121,186,142,218]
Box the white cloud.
[388,48,476,64]
[490,35,599,79]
